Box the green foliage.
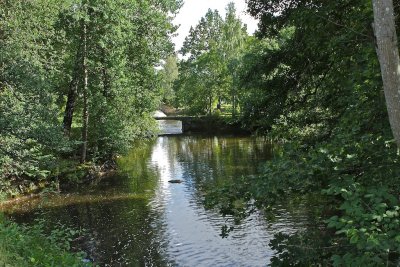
[0,2,179,261]
[59,0,178,158]
[175,3,248,115]
[0,0,75,196]
[159,55,179,104]
[181,8,224,59]
[326,185,400,266]
[0,0,180,194]
[203,0,400,265]
[0,215,89,266]
[269,230,338,266]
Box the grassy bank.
[0,157,116,266]
[0,214,90,266]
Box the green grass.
[0,215,90,267]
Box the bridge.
[153,116,198,121]
[154,116,249,134]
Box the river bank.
[0,157,118,203]
[0,213,90,266]
[0,158,119,266]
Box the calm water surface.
[5,121,312,266]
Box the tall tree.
[372,0,400,147]
[80,4,89,163]
[176,8,225,114]
[160,54,179,104]
[221,2,248,117]
[181,9,223,59]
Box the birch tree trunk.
[372,0,400,147]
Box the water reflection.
[158,120,183,135]
[5,136,312,266]
[146,136,274,266]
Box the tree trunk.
[217,97,222,110]
[209,96,212,115]
[372,0,400,147]
[80,21,89,163]
[62,54,80,137]
[63,80,77,136]
[232,93,236,119]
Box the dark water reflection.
[6,135,313,266]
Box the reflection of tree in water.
[10,196,169,266]
[167,136,273,187]
[154,136,277,237]
[8,136,326,266]
[163,135,328,263]
[117,139,159,193]
[9,139,169,266]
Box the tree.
[175,3,247,115]
[221,3,248,117]
[175,50,228,115]
[0,0,181,191]
[0,0,69,184]
[58,0,180,161]
[176,8,225,114]
[204,0,400,264]
[181,9,223,59]
[159,55,179,104]
[372,0,400,147]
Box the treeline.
[0,0,180,197]
[178,1,400,265]
[173,3,247,116]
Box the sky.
[172,0,259,51]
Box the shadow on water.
[3,124,320,266]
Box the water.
[158,120,183,135]
[3,123,313,266]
